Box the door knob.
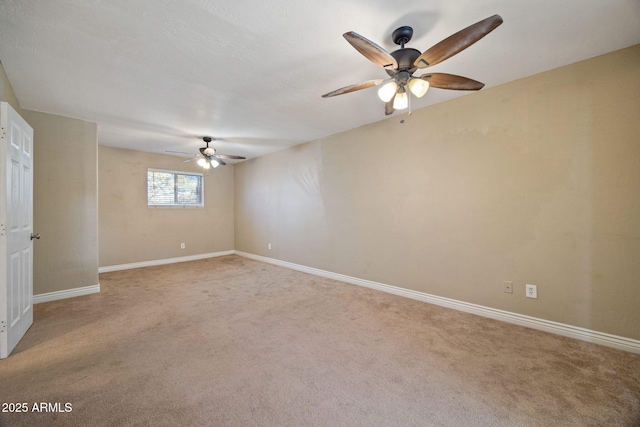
[30,233,41,240]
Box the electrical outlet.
[180,243,185,249]
[504,281,513,294]
[268,243,271,250]
[526,284,537,299]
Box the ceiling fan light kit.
[322,14,503,116]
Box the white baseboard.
[234,251,640,354]
[34,284,100,304]
[99,250,235,273]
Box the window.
[147,169,204,207]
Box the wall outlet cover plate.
[526,284,537,299]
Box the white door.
[0,101,34,359]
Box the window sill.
[147,205,204,209]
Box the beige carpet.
[1,255,639,426]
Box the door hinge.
[0,320,6,334]
[0,223,5,236]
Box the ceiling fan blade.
[414,14,503,69]
[421,73,485,90]
[182,157,199,163]
[385,95,395,116]
[215,154,246,160]
[322,79,384,98]
[213,158,226,166]
[343,31,398,69]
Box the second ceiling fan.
[322,14,503,115]
[183,137,246,169]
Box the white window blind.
[147,169,204,207]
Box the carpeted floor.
[1,255,639,426]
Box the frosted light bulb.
[408,78,429,98]
[378,81,398,102]
[393,89,408,110]
[197,158,211,169]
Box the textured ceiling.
[1,0,639,162]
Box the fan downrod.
[392,26,413,47]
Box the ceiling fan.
[322,14,503,115]
[180,137,246,169]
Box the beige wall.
[0,60,21,114]
[98,146,235,267]
[235,45,640,340]
[22,110,99,295]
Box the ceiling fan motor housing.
[386,25,421,79]
[200,137,216,156]
[386,48,421,77]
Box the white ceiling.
[1,0,639,162]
